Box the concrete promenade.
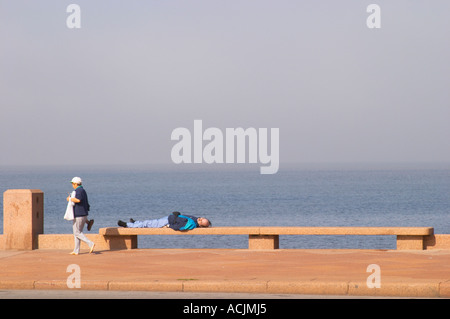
[1,248,449,298]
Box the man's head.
[70,177,82,188]
[197,217,211,228]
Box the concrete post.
[3,189,44,250]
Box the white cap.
[70,177,82,184]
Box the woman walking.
[67,177,95,255]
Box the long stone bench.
[99,226,434,250]
[2,190,444,251]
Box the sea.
[0,164,448,250]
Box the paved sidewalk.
[0,248,449,298]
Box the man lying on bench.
[117,211,212,230]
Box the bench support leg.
[396,235,424,250]
[103,235,138,250]
[249,235,279,250]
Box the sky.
[1,0,449,169]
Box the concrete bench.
[99,226,434,250]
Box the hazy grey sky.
[1,1,449,167]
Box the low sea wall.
[1,189,449,251]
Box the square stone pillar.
[3,189,44,250]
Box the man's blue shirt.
[73,186,90,217]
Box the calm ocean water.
[0,164,448,249]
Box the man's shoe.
[130,218,136,223]
[87,219,94,231]
[118,220,127,227]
